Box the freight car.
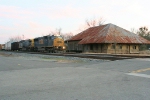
[1,44,5,50]
[11,42,19,51]
[34,35,66,53]
[5,41,12,50]
[19,40,24,50]
[0,44,2,50]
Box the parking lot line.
[126,73,150,79]
[131,68,150,73]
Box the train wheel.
[49,50,53,53]
[54,50,58,53]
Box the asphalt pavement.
[0,52,150,100]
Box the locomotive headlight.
[63,46,66,49]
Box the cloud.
[0,4,81,20]
[82,0,150,31]
[35,5,80,19]
[0,25,14,30]
[28,22,40,28]
[0,21,55,42]
[16,21,56,39]
[0,34,11,43]
[0,5,34,19]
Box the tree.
[137,26,150,50]
[130,28,137,33]
[57,28,62,35]
[137,27,150,40]
[61,32,74,40]
[85,17,105,28]
[9,35,23,43]
[48,28,73,40]
[78,17,105,32]
[49,28,62,36]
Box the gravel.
[0,51,108,64]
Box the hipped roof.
[69,23,150,44]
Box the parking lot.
[0,51,150,100]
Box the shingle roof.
[68,23,150,44]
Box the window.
[39,39,43,44]
[86,45,88,50]
[119,45,122,49]
[133,45,136,49]
[90,44,93,50]
[57,36,63,39]
[95,44,98,50]
[111,44,115,49]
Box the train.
[3,35,66,53]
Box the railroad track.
[1,51,150,61]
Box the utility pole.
[22,35,24,40]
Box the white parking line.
[126,73,150,79]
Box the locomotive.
[34,35,66,52]
[19,39,34,51]
[8,35,66,53]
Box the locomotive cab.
[53,35,66,52]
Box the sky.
[0,0,150,44]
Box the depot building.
[66,23,150,54]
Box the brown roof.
[69,23,150,44]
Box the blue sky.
[0,0,150,43]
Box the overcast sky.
[0,0,149,43]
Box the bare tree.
[61,32,74,40]
[49,28,62,36]
[130,28,137,33]
[57,28,62,35]
[78,17,105,32]
[85,17,105,27]
[9,35,23,42]
[48,28,73,40]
